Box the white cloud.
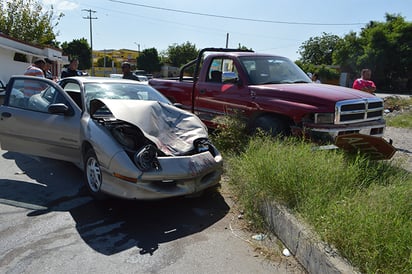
[42,0,79,12]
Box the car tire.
[250,115,290,137]
[84,149,106,200]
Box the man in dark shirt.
[61,58,83,78]
[121,62,140,81]
[44,58,54,80]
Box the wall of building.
[0,33,68,84]
[0,47,30,84]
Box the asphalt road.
[0,149,305,274]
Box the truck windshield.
[239,56,311,85]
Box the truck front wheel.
[250,115,290,137]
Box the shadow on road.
[0,151,229,256]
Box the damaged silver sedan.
[0,76,223,200]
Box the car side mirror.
[48,103,73,116]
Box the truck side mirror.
[222,72,240,85]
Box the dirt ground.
[384,126,412,172]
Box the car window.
[8,78,67,113]
[63,82,81,92]
[62,82,83,109]
[207,58,238,84]
[83,82,170,112]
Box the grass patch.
[383,96,412,111]
[219,133,412,273]
[210,114,250,154]
[385,111,412,128]
[384,96,412,128]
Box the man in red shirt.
[352,69,376,94]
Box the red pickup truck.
[149,48,385,142]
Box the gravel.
[383,126,412,172]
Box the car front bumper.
[100,151,223,200]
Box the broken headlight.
[134,144,160,171]
[193,138,216,156]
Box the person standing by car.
[352,69,376,94]
[44,58,55,81]
[24,57,46,78]
[23,57,47,97]
[121,62,140,81]
[22,57,46,97]
[312,73,321,83]
[61,58,83,78]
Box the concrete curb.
[261,200,360,274]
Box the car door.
[194,57,254,126]
[0,76,82,164]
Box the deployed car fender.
[81,115,128,170]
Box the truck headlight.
[314,113,334,124]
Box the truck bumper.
[296,119,386,142]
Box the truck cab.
[150,48,385,143]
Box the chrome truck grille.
[335,98,384,124]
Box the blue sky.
[45,0,412,61]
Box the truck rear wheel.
[250,115,290,137]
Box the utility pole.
[226,33,229,48]
[134,42,141,53]
[83,9,97,76]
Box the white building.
[0,32,68,85]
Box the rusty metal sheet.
[335,133,396,160]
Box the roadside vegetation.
[384,96,412,128]
[211,116,412,274]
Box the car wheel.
[250,115,290,137]
[84,149,106,199]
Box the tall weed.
[223,134,412,273]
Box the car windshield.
[84,82,171,110]
[239,56,311,85]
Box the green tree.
[237,44,253,51]
[298,32,341,65]
[136,48,161,73]
[300,14,412,92]
[61,39,91,70]
[164,42,199,68]
[295,61,340,84]
[333,14,412,91]
[357,14,412,90]
[0,0,63,46]
[332,31,363,73]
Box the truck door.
[195,57,252,127]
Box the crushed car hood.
[91,99,209,155]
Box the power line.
[109,0,366,26]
